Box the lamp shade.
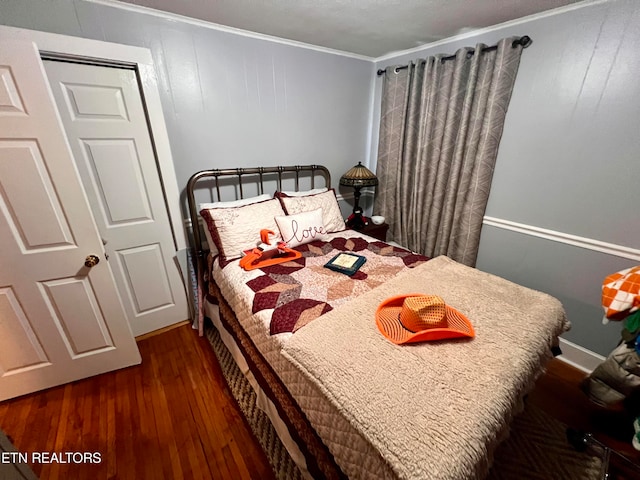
[339,162,378,188]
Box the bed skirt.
[203,283,345,479]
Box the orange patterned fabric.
[602,266,640,320]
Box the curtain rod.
[376,35,531,76]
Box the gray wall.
[0,0,373,216]
[373,0,640,356]
[4,0,638,357]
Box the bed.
[186,165,571,480]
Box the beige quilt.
[282,255,570,480]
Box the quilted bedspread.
[215,234,428,335]
[281,256,571,480]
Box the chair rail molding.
[483,216,640,262]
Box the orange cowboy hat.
[376,294,475,344]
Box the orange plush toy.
[238,229,302,271]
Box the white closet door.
[43,60,189,336]
[0,41,140,402]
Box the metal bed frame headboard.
[186,165,331,259]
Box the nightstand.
[355,222,389,242]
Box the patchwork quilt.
[212,234,428,335]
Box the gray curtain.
[374,37,525,266]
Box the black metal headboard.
[186,165,331,259]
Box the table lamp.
[339,162,378,229]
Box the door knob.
[85,255,100,268]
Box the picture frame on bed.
[324,252,366,276]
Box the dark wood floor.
[1,324,640,479]
[0,324,274,480]
[529,357,640,478]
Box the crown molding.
[374,0,608,62]
[83,1,608,70]
[84,0,374,61]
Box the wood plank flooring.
[0,324,273,480]
[529,357,640,478]
[2,323,640,479]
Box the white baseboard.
[556,338,605,373]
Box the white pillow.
[198,194,271,253]
[200,198,285,260]
[276,189,345,233]
[198,193,271,211]
[275,208,328,248]
[279,187,328,197]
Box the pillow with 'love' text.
[275,189,345,233]
[275,208,328,248]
